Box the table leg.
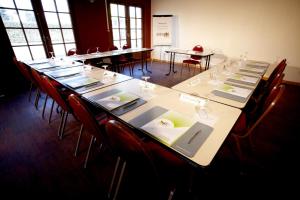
[165,52,173,76]
[172,52,177,73]
[145,51,152,73]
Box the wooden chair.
[68,94,108,168]
[230,84,285,160]
[105,120,190,200]
[182,45,203,74]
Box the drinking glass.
[49,52,55,64]
[141,75,150,88]
[103,65,109,76]
[49,51,54,59]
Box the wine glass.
[102,65,109,76]
[96,47,100,54]
[195,96,210,119]
[49,52,54,59]
[141,75,150,88]
[49,52,55,64]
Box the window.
[41,0,76,57]
[0,0,76,60]
[129,6,142,48]
[110,3,142,49]
[0,0,46,60]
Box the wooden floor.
[0,61,299,199]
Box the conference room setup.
[0,0,299,199]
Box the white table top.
[83,79,241,167]
[50,66,133,94]
[172,60,268,109]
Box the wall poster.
[152,15,173,46]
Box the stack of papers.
[229,74,259,85]
[96,91,140,111]
[33,63,56,70]
[216,84,252,98]
[141,110,196,146]
[240,66,265,74]
[63,76,99,89]
[46,68,82,78]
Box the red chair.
[182,45,204,74]
[67,48,77,56]
[40,75,73,139]
[68,94,108,168]
[13,58,35,101]
[230,84,285,160]
[105,120,191,200]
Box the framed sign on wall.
[152,15,173,46]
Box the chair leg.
[181,63,184,75]
[59,111,69,140]
[42,94,48,119]
[74,124,84,157]
[58,111,66,137]
[113,161,127,200]
[48,99,55,124]
[28,82,33,102]
[108,156,121,199]
[34,89,40,109]
[84,135,95,169]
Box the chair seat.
[182,59,200,65]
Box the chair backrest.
[13,58,33,83]
[67,48,77,56]
[31,69,47,93]
[109,46,118,51]
[247,84,285,135]
[122,44,130,49]
[267,73,284,93]
[105,120,161,197]
[68,94,106,142]
[106,120,153,162]
[267,59,286,87]
[191,45,203,60]
[41,75,70,111]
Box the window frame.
[109,3,143,49]
[0,0,77,60]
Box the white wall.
[151,0,300,82]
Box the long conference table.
[23,48,273,168]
